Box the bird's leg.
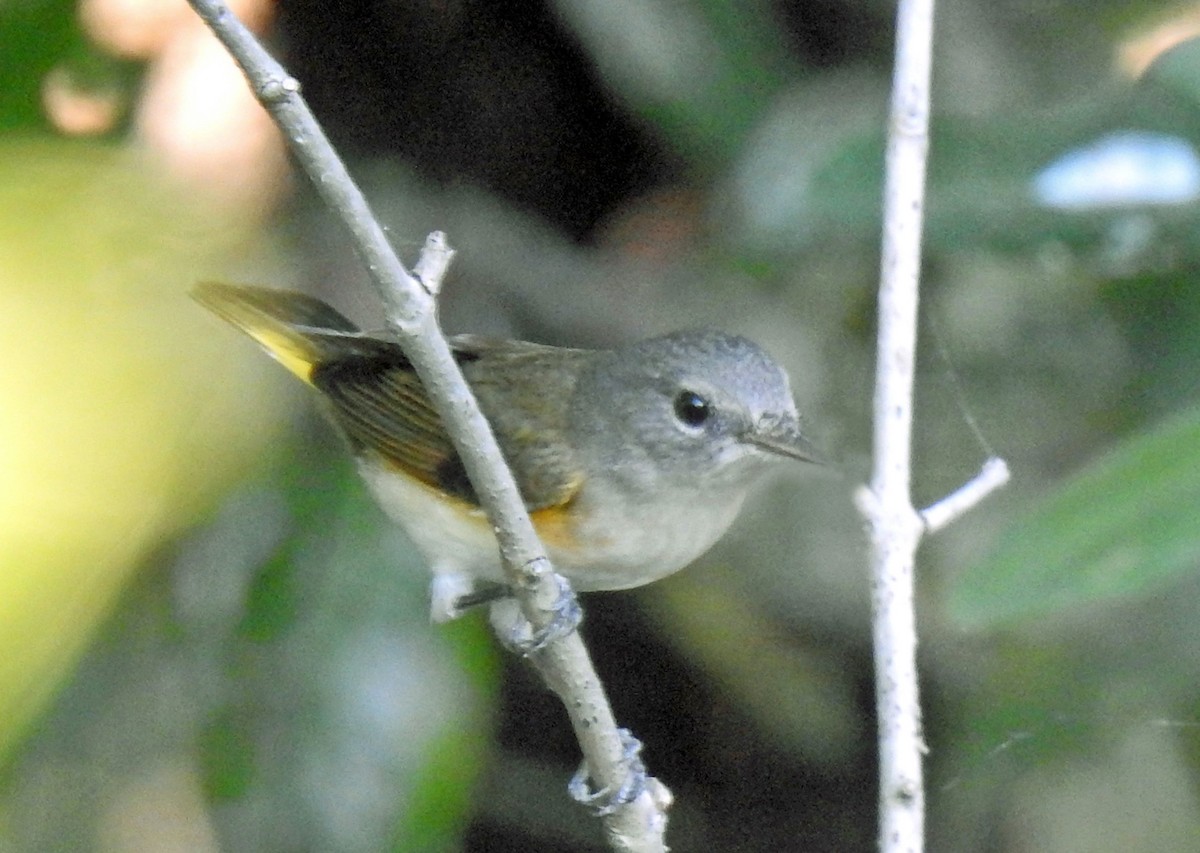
[452,581,512,611]
[429,571,507,622]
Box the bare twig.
[920,458,1010,534]
[185,2,669,849]
[862,1,1010,850]
[865,0,934,848]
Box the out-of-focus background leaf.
[0,139,283,756]
[951,403,1200,628]
[5,1,1200,851]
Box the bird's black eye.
[673,390,711,427]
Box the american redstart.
[193,282,819,622]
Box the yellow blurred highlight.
[0,139,287,760]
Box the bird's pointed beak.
[744,415,824,465]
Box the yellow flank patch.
[370,449,582,554]
[530,502,581,553]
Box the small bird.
[193,283,819,623]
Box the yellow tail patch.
[192,282,328,384]
[237,324,319,383]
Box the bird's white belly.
[357,458,748,592]
[555,483,747,590]
[358,459,508,582]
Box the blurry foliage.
[0,0,78,130]
[0,0,131,133]
[952,403,1200,628]
[6,0,1200,851]
[0,138,285,760]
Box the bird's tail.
[192,282,366,384]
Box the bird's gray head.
[569,329,818,496]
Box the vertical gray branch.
[861,3,1010,848]
[866,0,935,849]
[184,2,669,849]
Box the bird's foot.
[568,728,647,816]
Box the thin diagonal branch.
[184,3,669,849]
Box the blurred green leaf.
[392,724,490,853]
[951,404,1200,628]
[0,0,133,133]
[936,639,1100,792]
[199,708,257,801]
[548,0,793,164]
[1144,37,1200,117]
[0,0,75,129]
[1103,271,1200,417]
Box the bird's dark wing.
[192,281,589,512]
[312,335,589,512]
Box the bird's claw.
[568,728,647,816]
[500,572,582,656]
